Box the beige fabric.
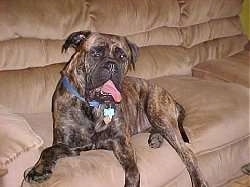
[0,64,64,113]
[0,17,244,71]
[161,138,249,187]
[226,50,250,63]
[198,138,250,187]
[16,75,250,187]
[181,16,243,48]
[187,35,247,66]
[131,35,247,79]
[179,0,243,26]
[0,0,243,41]
[20,127,249,187]
[20,76,250,186]
[128,45,190,79]
[0,35,247,72]
[0,149,41,187]
[0,104,43,170]
[20,113,54,147]
[19,138,250,187]
[0,15,244,71]
[0,39,71,71]
[0,36,247,114]
[192,50,250,88]
[89,0,180,35]
[127,27,183,47]
[0,0,91,41]
[0,0,180,41]
[0,1,248,187]
[150,76,250,154]
[22,133,186,187]
[128,16,243,48]
[20,76,250,155]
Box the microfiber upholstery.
[0,0,248,187]
[0,105,43,171]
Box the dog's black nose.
[105,62,117,73]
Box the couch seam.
[196,134,250,156]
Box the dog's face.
[62,31,139,103]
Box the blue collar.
[62,76,100,108]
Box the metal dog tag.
[103,107,115,124]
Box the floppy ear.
[62,30,91,53]
[127,40,139,71]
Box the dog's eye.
[119,53,127,61]
[90,47,105,58]
[115,47,127,61]
[90,51,102,57]
[120,53,126,59]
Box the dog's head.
[62,31,139,104]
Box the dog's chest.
[121,100,151,135]
[82,99,151,138]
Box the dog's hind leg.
[146,86,208,187]
[24,143,91,183]
[176,102,189,143]
[148,102,188,149]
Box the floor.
[229,175,250,187]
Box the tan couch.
[0,1,249,187]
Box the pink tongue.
[101,80,122,102]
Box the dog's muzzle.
[89,80,122,103]
[87,60,123,103]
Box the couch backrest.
[0,0,244,41]
[0,0,247,113]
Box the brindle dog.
[24,31,208,187]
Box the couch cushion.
[20,130,250,187]
[192,50,250,88]
[181,16,242,48]
[21,76,249,155]
[0,35,247,113]
[0,64,64,113]
[179,0,242,27]
[0,0,180,41]
[0,148,41,187]
[20,75,250,187]
[0,105,43,171]
[0,34,247,72]
[0,39,71,71]
[20,113,54,148]
[150,76,250,155]
[20,113,189,186]
[21,133,186,187]
[0,0,243,41]
[186,35,247,66]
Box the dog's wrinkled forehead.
[84,33,129,52]
[62,31,139,71]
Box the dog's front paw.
[148,133,164,149]
[24,166,52,183]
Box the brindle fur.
[24,31,208,187]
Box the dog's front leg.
[112,137,140,187]
[24,143,90,183]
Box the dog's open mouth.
[91,80,122,103]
